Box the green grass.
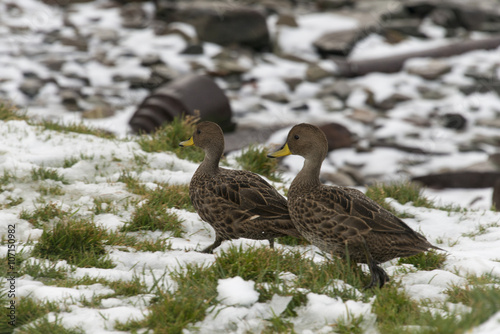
[32,218,114,268]
[0,170,17,192]
[0,103,114,139]
[236,144,282,182]
[119,245,368,333]
[0,298,61,334]
[16,316,84,334]
[20,203,68,228]
[397,249,447,271]
[38,183,65,196]
[117,170,148,195]
[138,115,204,162]
[121,184,187,237]
[31,167,68,184]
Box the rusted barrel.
[129,74,235,133]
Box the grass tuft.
[236,144,282,182]
[20,202,68,228]
[0,298,60,334]
[398,249,447,271]
[32,219,114,268]
[138,115,204,162]
[31,167,68,184]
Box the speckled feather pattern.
[288,184,436,264]
[191,167,301,241]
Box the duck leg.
[200,236,223,254]
[359,239,389,289]
[268,238,275,249]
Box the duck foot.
[269,238,274,249]
[364,261,390,289]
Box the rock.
[347,108,377,124]
[493,179,500,211]
[442,113,467,130]
[283,77,302,92]
[82,105,115,119]
[475,118,500,129]
[429,7,459,29]
[321,96,344,112]
[318,122,354,151]
[156,3,270,50]
[313,29,361,57]
[261,93,289,104]
[382,19,426,38]
[316,0,356,10]
[60,89,81,111]
[417,86,446,100]
[407,60,452,80]
[60,35,88,51]
[121,2,148,29]
[321,172,356,187]
[488,153,500,168]
[316,80,351,101]
[181,43,204,55]
[140,54,164,67]
[42,58,65,71]
[373,93,412,111]
[19,78,44,98]
[305,63,331,82]
[412,171,500,188]
[94,28,120,43]
[276,14,298,27]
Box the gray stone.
[140,54,164,67]
[261,93,289,104]
[181,43,204,55]
[319,122,354,151]
[94,28,120,43]
[417,86,446,100]
[382,19,425,38]
[313,29,360,57]
[276,14,298,27]
[283,77,302,92]
[321,172,356,187]
[305,63,331,82]
[373,93,412,111]
[60,89,81,111]
[407,60,452,80]
[316,80,351,101]
[19,78,44,98]
[347,108,377,124]
[121,2,148,29]
[316,0,356,10]
[82,105,115,119]
[442,113,467,130]
[156,3,270,50]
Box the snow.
[217,277,260,306]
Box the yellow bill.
[267,143,291,158]
[179,137,194,147]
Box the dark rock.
[319,122,354,151]
[121,2,148,29]
[283,77,302,92]
[371,93,412,111]
[60,89,81,111]
[493,179,500,211]
[129,74,234,133]
[261,93,289,104]
[276,14,298,27]
[442,113,467,130]
[42,58,65,71]
[156,3,270,50]
[429,7,459,29]
[313,29,361,57]
[181,43,204,55]
[382,19,425,38]
[60,35,88,51]
[140,54,164,67]
[19,78,44,98]
[290,102,309,111]
[412,171,500,188]
[305,63,331,82]
[316,0,356,10]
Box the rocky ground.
[2,0,500,206]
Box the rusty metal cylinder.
[129,74,235,133]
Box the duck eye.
[294,135,299,140]
[196,130,201,134]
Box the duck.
[179,121,301,253]
[268,123,440,288]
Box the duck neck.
[197,146,222,176]
[290,157,322,195]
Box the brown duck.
[268,123,440,288]
[179,121,301,253]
